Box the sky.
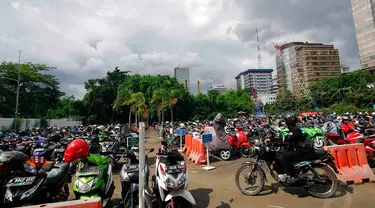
[0,0,360,98]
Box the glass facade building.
[174,67,190,92]
[351,0,375,71]
[276,42,341,98]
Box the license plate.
[7,176,36,187]
[166,165,184,174]
[77,166,100,176]
[125,164,139,172]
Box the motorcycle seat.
[46,162,70,185]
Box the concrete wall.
[0,118,82,130]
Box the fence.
[0,118,82,130]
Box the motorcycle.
[152,141,196,208]
[120,148,155,208]
[227,125,252,157]
[3,153,71,207]
[301,126,327,150]
[72,154,115,208]
[235,138,339,198]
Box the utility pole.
[14,50,22,130]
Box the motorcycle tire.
[235,164,265,196]
[240,146,252,158]
[165,197,195,208]
[124,193,153,208]
[220,150,231,161]
[313,139,326,150]
[306,165,338,198]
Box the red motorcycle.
[325,123,375,160]
[227,126,252,157]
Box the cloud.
[0,0,360,97]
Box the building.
[258,94,277,104]
[351,0,375,72]
[276,42,341,98]
[235,69,274,94]
[207,84,227,94]
[174,67,190,92]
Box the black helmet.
[282,112,298,127]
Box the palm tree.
[151,89,169,123]
[167,89,182,134]
[127,92,146,127]
[113,86,132,125]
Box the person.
[271,113,312,183]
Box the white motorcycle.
[152,141,196,208]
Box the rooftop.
[235,68,273,79]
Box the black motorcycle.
[119,148,155,208]
[3,154,72,207]
[235,138,339,198]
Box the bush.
[40,118,49,128]
[11,117,23,131]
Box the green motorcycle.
[73,154,115,207]
[301,126,327,150]
[280,126,326,150]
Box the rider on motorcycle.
[272,113,313,183]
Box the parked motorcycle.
[3,153,71,207]
[152,141,196,207]
[120,148,155,208]
[227,125,252,157]
[72,154,115,208]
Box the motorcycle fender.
[239,142,251,147]
[165,189,196,205]
[241,161,254,165]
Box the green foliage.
[40,118,49,128]
[11,117,23,131]
[0,62,64,118]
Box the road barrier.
[187,135,207,165]
[19,198,102,208]
[182,134,193,156]
[324,143,375,185]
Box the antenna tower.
[256,28,262,69]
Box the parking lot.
[70,130,375,208]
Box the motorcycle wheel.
[306,165,338,198]
[240,146,252,157]
[220,150,231,161]
[165,197,194,208]
[235,164,265,196]
[313,139,326,150]
[124,193,153,208]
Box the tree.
[0,62,64,118]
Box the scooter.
[227,125,252,157]
[152,141,196,208]
[72,154,115,208]
[3,153,71,207]
[119,148,155,208]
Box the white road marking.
[268,205,284,208]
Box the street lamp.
[0,50,22,130]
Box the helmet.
[64,139,90,163]
[282,112,298,127]
[179,123,185,128]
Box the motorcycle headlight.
[5,189,13,202]
[166,178,175,189]
[76,177,98,193]
[24,163,37,174]
[178,173,187,188]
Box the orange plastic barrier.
[324,143,375,185]
[182,134,193,156]
[19,198,102,208]
[187,136,207,165]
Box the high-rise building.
[351,0,375,72]
[173,67,190,92]
[276,42,341,98]
[207,84,227,94]
[235,69,274,94]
